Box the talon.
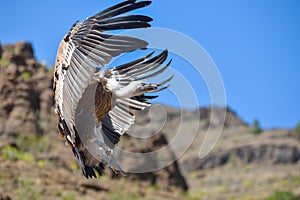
[111,166,118,174]
[108,159,125,175]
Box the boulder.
[114,132,188,191]
[0,42,54,136]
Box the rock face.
[117,133,188,191]
[183,144,300,173]
[1,41,300,199]
[0,41,188,192]
[199,107,247,128]
[0,42,53,136]
[0,194,11,200]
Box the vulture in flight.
[53,0,172,178]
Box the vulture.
[53,0,172,178]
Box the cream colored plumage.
[53,0,172,178]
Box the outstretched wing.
[101,50,173,147]
[54,0,152,140]
[53,0,153,178]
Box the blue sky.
[1,0,300,129]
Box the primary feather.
[53,0,172,178]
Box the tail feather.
[72,146,93,178]
[72,146,107,179]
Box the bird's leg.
[112,80,142,98]
[136,82,157,93]
[109,158,124,175]
[98,142,124,174]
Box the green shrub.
[190,190,209,200]
[62,192,75,200]
[2,145,19,161]
[15,178,40,200]
[292,122,300,141]
[2,145,35,163]
[21,71,31,79]
[0,58,10,68]
[16,134,49,153]
[37,159,47,167]
[252,118,262,134]
[294,122,300,133]
[55,191,62,197]
[265,190,298,200]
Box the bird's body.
[53,0,172,178]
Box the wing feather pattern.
[54,0,154,178]
[101,50,172,148]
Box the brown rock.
[0,42,189,193]
[0,194,11,200]
[183,144,300,173]
[116,132,188,191]
[0,42,53,136]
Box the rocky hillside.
[0,42,53,136]
[0,42,299,200]
[0,42,189,199]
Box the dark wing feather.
[101,97,150,147]
[109,49,172,87]
[101,50,172,147]
[93,0,152,21]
